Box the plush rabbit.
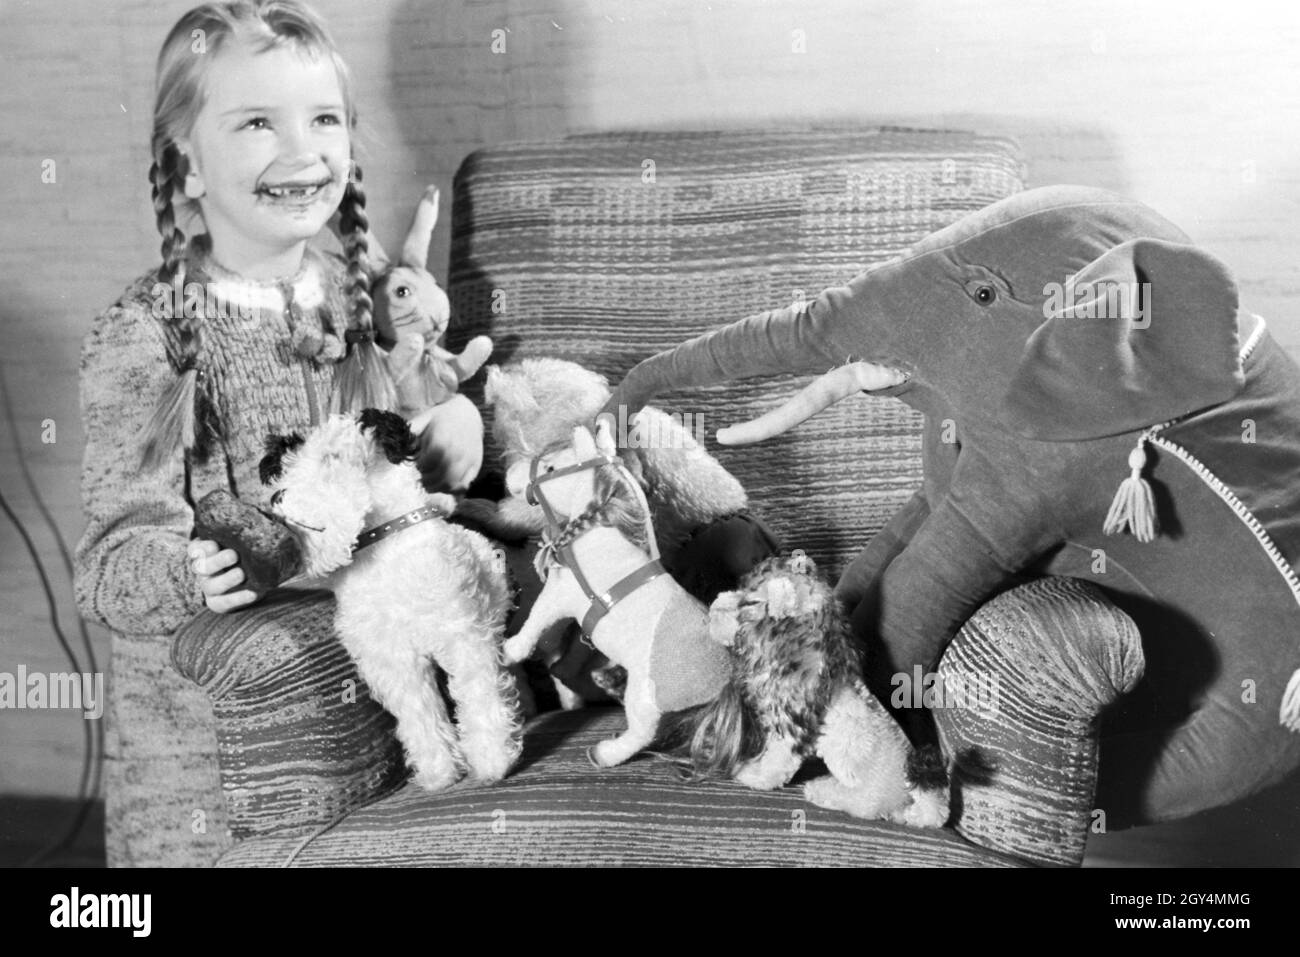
[371,186,492,494]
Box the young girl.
[74,0,386,867]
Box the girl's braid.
[138,144,221,470]
[150,145,187,285]
[331,161,398,413]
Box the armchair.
[125,127,1148,866]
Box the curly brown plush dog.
[705,552,949,826]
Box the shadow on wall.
[379,0,1140,258]
[380,0,576,284]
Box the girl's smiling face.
[179,41,351,278]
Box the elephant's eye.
[962,275,1006,306]
[395,286,411,298]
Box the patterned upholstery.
[936,577,1145,866]
[215,707,1027,868]
[171,588,407,840]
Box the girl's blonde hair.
[140,0,387,470]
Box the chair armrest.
[935,576,1145,866]
[171,588,406,840]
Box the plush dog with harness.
[501,420,732,766]
[464,357,781,709]
[260,409,522,791]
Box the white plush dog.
[260,409,522,791]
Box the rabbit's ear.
[400,186,440,269]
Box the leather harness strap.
[528,453,606,605]
[579,558,666,636]
[529,446,662,640]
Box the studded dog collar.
[352,504,445,555]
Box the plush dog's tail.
[899,741,952,828]
[651,674,765,780]
[685,677,765,779]
[905,743,949,793]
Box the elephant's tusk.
[716,362,908,446]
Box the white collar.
[190,244,331,316]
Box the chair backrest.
[448,128,1024,577]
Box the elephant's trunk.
[716,361,907,445]
[609,301,846,417]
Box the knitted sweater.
[76,243,348,633]
[74,240,350,866]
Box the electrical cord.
[1,488,98,866]
[0,364,103,866]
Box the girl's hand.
[187,539,259,613]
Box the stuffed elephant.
[370,186,492,493]
[606,185,1300,827]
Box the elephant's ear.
[1003,238,1244,441]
